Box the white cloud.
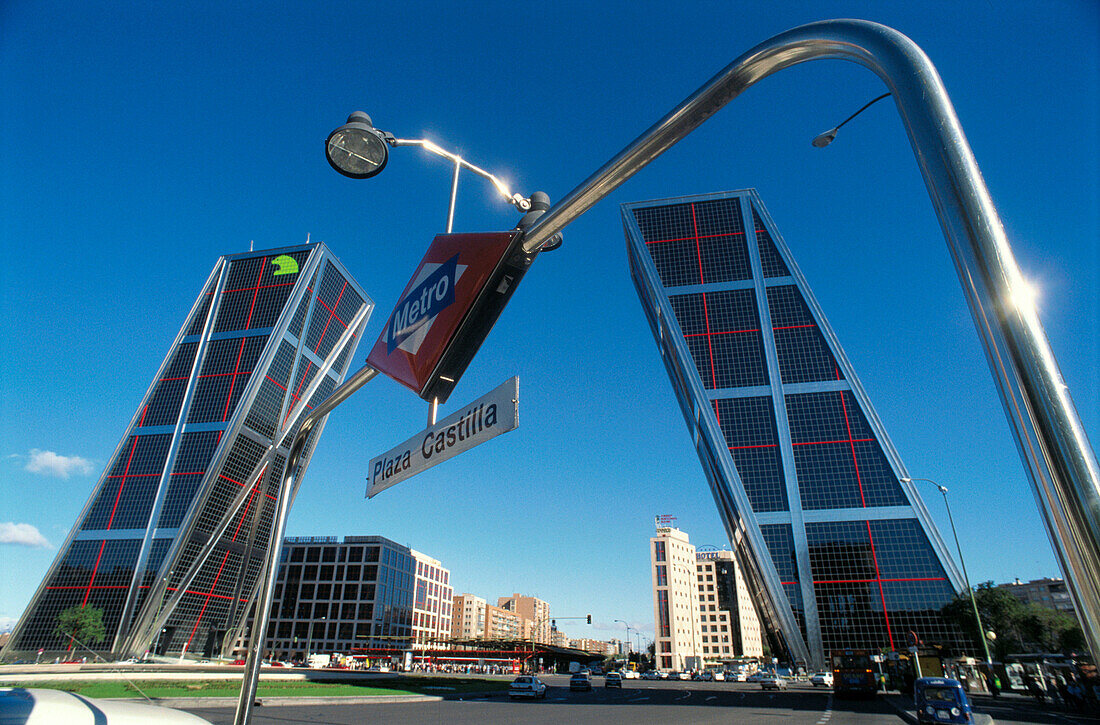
[23,449,94,478]
[0,617,17,633]
[0,522,51,548]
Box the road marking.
[628,697,650,702]
[675,690,692,701]
[816,694,833,724]
[705,695,718,702]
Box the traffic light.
[586,614,592,624]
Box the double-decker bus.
[831,650,878,697]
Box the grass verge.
[0,677,504,700]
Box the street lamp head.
[326,112,390,179]
[811,128,838,148]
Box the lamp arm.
[392,138,531,211]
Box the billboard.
[366,231,522,402]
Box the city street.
[179,675,1100,725]
[182,676,895,725]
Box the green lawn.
[0,677,504,700]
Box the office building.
[412,552,453,648]
[626,190,968,669]
[3,244,371,661]
[263,535,451,659]
[997,578,1076,614]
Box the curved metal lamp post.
[234,18,1099,724]
[514,17,1098,659]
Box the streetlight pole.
[902,477,993,667]
[614,619,633,667]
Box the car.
[729,671,748,682]
[915,677,972,724]
[678,671,692,681]
[604,672,623,688]
[746,672,768,682]
[658,670,670,679]
[622,669,640,679]
[641,670,660,680]
[695,670,713,681]
[570,673,593,692]
[588,667,603,676]
[760,675,788,690]
[510,675,547,699]
[810,671,834,687]
[712,671,726,681]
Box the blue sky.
[1,1,1096,646]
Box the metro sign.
[367,231,524,403]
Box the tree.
[55,605,106,649]
[941,582,1086,657]
[941,582,1024,660]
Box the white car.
[712,671,726,681]
[622,670,640,679]
[509,676,547,699]
[760,675,788,690]
[810,671,834,687]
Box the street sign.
[366,231,523,403]
[366,376,519,497]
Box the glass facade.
[3,244,372,660]
[260,536,451,659]
[625,190,969,668]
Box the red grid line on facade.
[832,364,894,648]
[684,328,760,338]
[219,472,277,502]
[105,436,140,530]
[728,443,777,450]
[772,324,816,331]
[47,585,129,591]
[813,577,946,585]
[163,369,256,383]
[645,230,745,245]
[265,375,287,391]
[221,337,248,422]
[792,438,874,447]
[79,540,108,609]
[185,550,232,647]
[867,520,895,649]
[691,204,719,390]
[243,257,267,330]
[221,281,294,294]
[781,581,798,586]
[166,587,247,604]
[284,360,314,425]
[313,281,348,355]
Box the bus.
[831,650,878,697]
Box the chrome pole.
[233,363,379,724]
[517,19,1099,661]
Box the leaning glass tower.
[2,243,371,661]
[624,190,968,669]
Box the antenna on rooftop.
[249,239,254,251]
